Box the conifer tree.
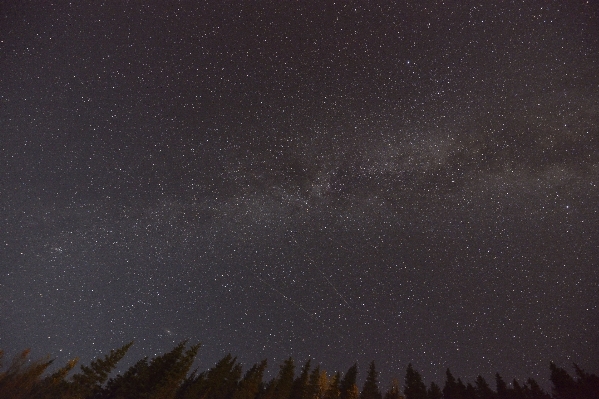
[175,369,205,399]
[69,341,133,398]
[340,364,358,399]
[0,349,53,399]
[442,369,461,399]
[291,360,312,399]
[384,378,403,399]
[512,379,525,399]
[154,342,202,399]
[306,365,325,399]
[526,378,550,399]
[361,361,382,399]
[549,363,577,399]
[258,378,278,399]
[347,384,360,399]
[317,369,330,399]
[101,341,199,399]
[32,358,78,399]
[306,366,320,399]
[324,372,341,399]
[427,382,442,399]
[273,358,296,399]
[101,356,151,399]
[4,339,598,399]
[456,379,466,399]
[547,363,599,399]
[573,364,599,399]
[403,364,426,399]
[473,375,494,399]
[495,373,508,399]
[176,351,238,399]
[463,383,476,399]
[208,354,242,399]
[233,360,268,399]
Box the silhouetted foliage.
[443,369,461,399]
[456,379,467,399]
[550,362,599,399]
[340,364,358,399]
[0,342,595,399]
[463,383,475,399]
[71,341,133,398]
[177,352,241,399]
[232,360,268,399]
[273,358,296,399]
[306,365,326,399]
[427,382,442,399]
[360,361,381,399]
[346,384,361,399]
[33,357,79,399]
[384,378,403,399]
[474,375,494,399]
[0,349,53,399]
[324,372,341,399]
[495,373,508,399]
[290,360,311,399]
[257,378,278,399]
[527,378,551,399]
[403,364,426,399]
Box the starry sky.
[1,0,598,389]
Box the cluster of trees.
[0,342,597,399]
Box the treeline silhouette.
[0,341,597,399]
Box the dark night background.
[1,0,598,389]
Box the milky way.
[1,0,598,388]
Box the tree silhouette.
[427,382,442,399]
[463,383,475,399]
[346,384,360,399]
[101,341,199,399]
[403,364,426,399]
[473,375,494,399]
[290,360,312,399]
[384,378,403,399]
[360,361,382,399]
[273,358,296,399]
[33,357,79,399]
[0,341,595,399]
[443,369,461,399]
[573,364,599,399]
[307,364,329,399]
[495,373,508,399]
[340,364,358,399]
[550,362,599,399]
[0,349,53,399]
[257,378,278,399]
[324,372,341,399]
[177,353,241,399]
[526,378,550,399]
[232,360,268,399]
[70,341,133,398]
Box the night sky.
[1,0,598,389]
